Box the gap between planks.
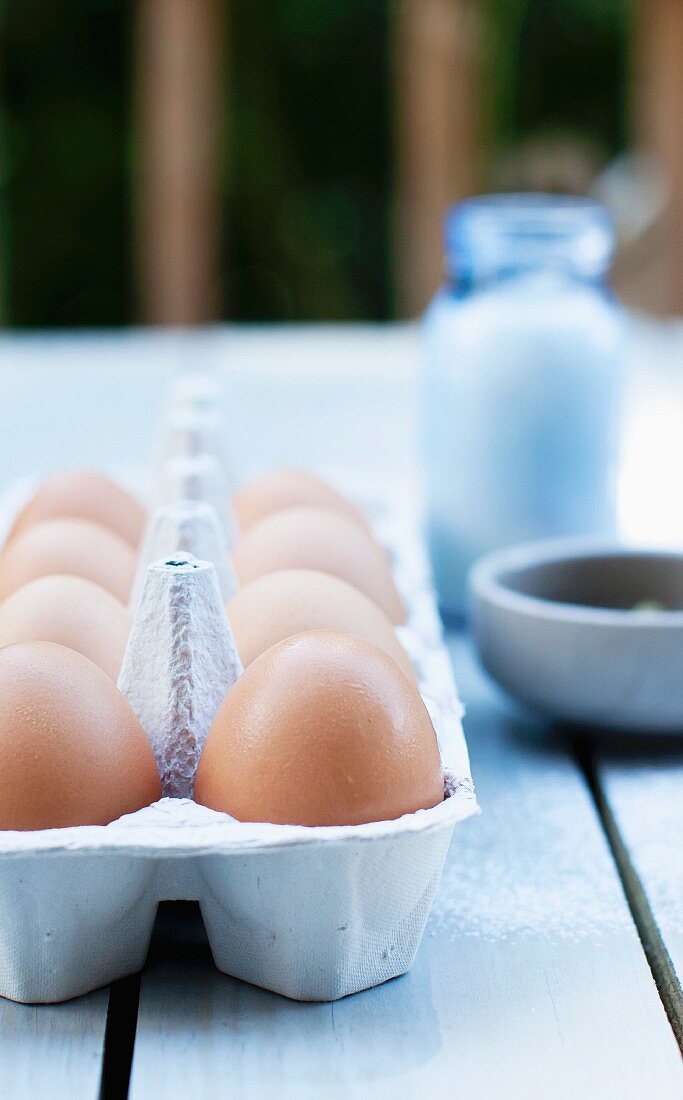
[99,970,143,1100]
[575,737,683,1053]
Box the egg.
[0,642,160,829]
[228,568,415,681]
[0,575,131,681]
[232,507,405,624]
[194,630,443,826]
[0,518,137,604]
[7,470,145,549]
[234,468,369,532]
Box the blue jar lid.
[445,194,615,285]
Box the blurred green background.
[0,0,630,327]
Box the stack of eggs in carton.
[0,371,477,1004]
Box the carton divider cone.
[131,499,238,611]
[154,453,238,549]
[118,556,243,797]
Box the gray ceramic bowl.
[470,538,683,732]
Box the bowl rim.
[469,537,683,627]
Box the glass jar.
[422,194,625,618]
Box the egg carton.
[0,399,477,1005]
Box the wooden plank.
[0,988,109,1099]
[593,747,683,1046]
[129,639,683,1099]
[134,0,225,325]
[393,0,481,317]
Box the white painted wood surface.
[0,988,108,1099]
[0,326,417,491]
[597,750,683,996]
[128,642,682,1100]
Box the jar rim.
[445,193,615,284]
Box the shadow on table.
[135,900,443,1088]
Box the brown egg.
[0,575,131,681]
[232,507,405,624]
[234,468,369,532]
[7,469,145,548]
[228,568,415,682]
[0,642,160,829]
[194,630,443,826]
[0,518,137,604]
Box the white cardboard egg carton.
[0,376,478,1004]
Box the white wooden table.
[0,325,681,1099]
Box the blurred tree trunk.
[134,0,225,325]
[393,0,481,317]
[623,0,683,314]
[0,46,5,328]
